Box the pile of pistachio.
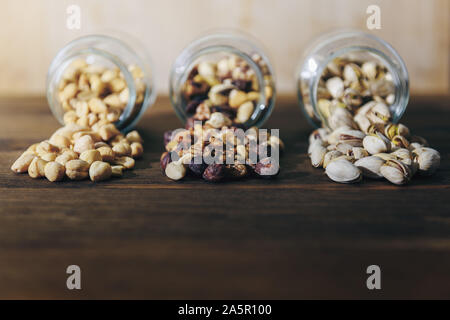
[161,124,283,182]
[308,57,440,185]
[160,53,282,182]
[11,59,145,182]
[182,53,274,127]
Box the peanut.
[126,130,143,144]
[79,149,102,165]
[97,146,115,162]
[89,161,112,182]
[66,159,89,180]
[99,124,120,141]
[55,150,78,166]
[44,161,65,182]
[28,157,48,178]
[111,165,124,177]
[11,152,36,173]
[73,135,95,154]
[112,141,131,156]
[130,142,144,158]
[113,156,135,169]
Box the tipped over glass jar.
[162,31,284,182]
[169,30,276,129]
[10,35,155,183]
[298,30,440,185]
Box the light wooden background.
[0,0,448,97]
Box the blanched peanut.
[28,157,47,178]
[130,142,143,158]
[113,156,135,169]
[36,141,60,156]
[79,149,102,165]
[44,161,65,182]
[63,110,78,124]
[99,124,120,141]
[89,161,112,182]
[97,146,115,162]
[73,135,95,154]
[49,134,71,149]
[11,152,36,173]
[59,83,78,101]
[66,159,89,180]
[109,134,126,146]
[111,165,123,177]
[26,143,39,153]
[112,141,131,156]
[94,142,109,149]
[126,130,143,144]
[55,150,78,166]
[41,152,57,162]
[73,131,101,143]
[88,97,107,113]
[110,78,126,92]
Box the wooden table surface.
[0,96,449,299]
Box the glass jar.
[46,34,156,132]
[296,30,409,129]
[169,30,276,128]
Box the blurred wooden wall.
[0,0,448,97]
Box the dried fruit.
[202,164,226,182]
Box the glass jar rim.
[169,31,276,128]
[298,30,409,128]
[46,34,156,132]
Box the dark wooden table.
[0,96,449,299]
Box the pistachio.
[328,106,357,130]
[350,147,369,160]
[412,147,440,176]
[165,161,187,181]
[325,159,361,183]
[326,77,344,99]
[309,128,329,145]
[310,145,327,167]
[337,129,365,147]
[323,150,343,168]
[380,159,411,185]
[366,102,391,124]
[363,133,391,155]
[354,156,384,179]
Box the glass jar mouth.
[169,45,273,127]
[46,34,156,133]
[298,30,409,129]
[47,48,136,129]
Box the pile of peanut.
[161,124,284,182]
[11,59,145,182]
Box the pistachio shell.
[355,156,385,179]
[325,159,361,184]
[413,147,440,176]
[380,159,411,185]
[323,150,343,168]
[310,145,327,168]
[363,133,390,155]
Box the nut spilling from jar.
[182,53,274,128]
[306,57,440,185]
[11,59,145,182]
[160,123,283,182]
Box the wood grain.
[0,0,449,96]
[0,96,449,299]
